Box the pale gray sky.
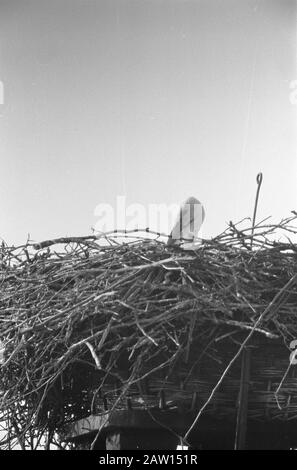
[0,0,296,244]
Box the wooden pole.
[234,347,251,450]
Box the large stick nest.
[1,214,297,447]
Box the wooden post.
[105,429,179,450]
[63,409,187,450]
[106,432,122,450]
[234,347,251,450]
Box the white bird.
[167,197,205,248]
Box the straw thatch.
[1,213,297,449]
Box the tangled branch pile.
[0,214,297,448]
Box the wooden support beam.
[159,390,166,410]
[106,432,121,450]
[63,409,193,443]
[190,392,198,411]
[234,347,251,450]
[105,429,179,450]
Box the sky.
[0,0,296,245]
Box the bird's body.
[167,197,205,248]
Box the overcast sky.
[0,0,296,245]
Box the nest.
[1,214,297,449]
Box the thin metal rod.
[251,172,263,247]
[234,174,261,448]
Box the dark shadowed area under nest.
[1,214,297,448]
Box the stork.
[167,197,205,248]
